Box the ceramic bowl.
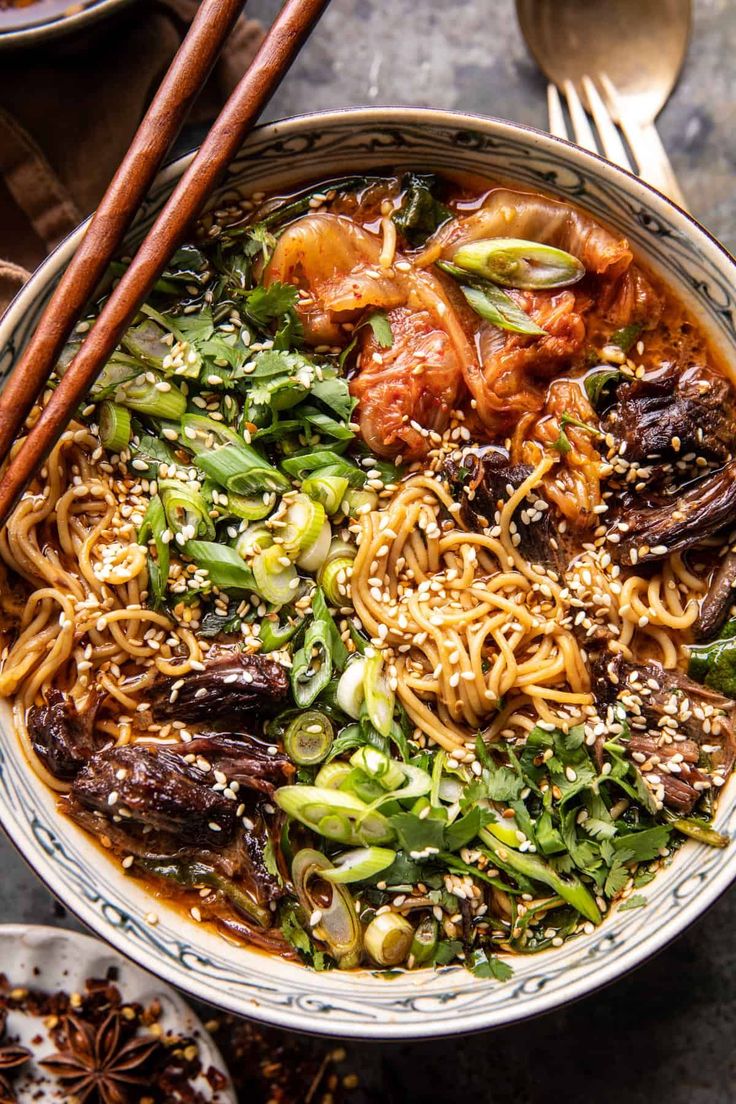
[0,0,135,49]
[0,108,735,1040]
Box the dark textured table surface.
[4,1,736,1101]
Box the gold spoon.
[516,0,691,208]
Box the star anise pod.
[0,1008,31,1104]
[40,1009,161,1104]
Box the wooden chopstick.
[0,0,331,528]
[0,0,248,465]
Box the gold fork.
[547,74,688,211]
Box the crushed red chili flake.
[206,1015,360,1104]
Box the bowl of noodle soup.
[1,108,736,1038]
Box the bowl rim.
[0,0,135,50]
[2,104,736,1039]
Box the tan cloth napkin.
[0,0,263,312]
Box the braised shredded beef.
[592,653,736,813]
[28,689,101,781]
[446,448,565,569]
[609,460,736,566]
[172,733,294,795]
[601,364,736,468]
[695,547,736,641]
[150,653,288,723]
[72,745,238,845]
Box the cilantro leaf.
[311,375,356,421]
[445,806,489,852]
[467,949,514,981]
[280,904,330,970]
[367,311,394,348]
[619,893,648,911]
[389,812,446,854]
[242,281,299,325]
[583,817,617,841]
[603,847,635,897]
[613,826,669,863]
[483,762,524,803]
[433,939,463,965]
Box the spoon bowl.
[516,0,691,124]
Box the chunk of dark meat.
[610,460,736,566]
[695,548,736,641]
[150,653,288,724]
[27,690,101,781]
[173,733,295,796]
[446,448,565,569]
[601,364,736,467]
[592,653,735,813]
[72,745,237,845]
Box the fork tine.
[547,83,568,140]
[561,79,598,154]
[581,75,631,171]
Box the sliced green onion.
[336,658,367,719]
[282,494,326,558]
[88,352,141,399]
[478,827,601,924]
[284,710,334,766]
[139,859,270,928]
[235,523,274,560]
[364,912,414,967]
[302,469,350,514]
[322,846,396,884]
[218,489,274,521]
[342,487,378,517]
[181,413,246,453]
[114,372,187,420]
[122,318,170,370]
[159,479,215,542]
[350,746,405,791]
[274,785,396,846]
[670,817,729,848]
[137,494,169,607]
[184,540,255,590]
[228,463,291,496]
[290,620,333,707]
[252,544,298,607]
[296,518,332,573]
[183,414,290,495]
[291,849,363,968]
[315,761,354,790]
[409,915,439,966]
[281,449,366,487]
[340,768,386,805]
[452,237,585,289]
[363,651,395,738]
[98,401,132,452]
[196,443,290,496]
[374,762,432,804]
[438,261,546,336]
[318,556,354,607]
[259,610,303,652]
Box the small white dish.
[0,924,235,1103]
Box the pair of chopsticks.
[0,0,331,527]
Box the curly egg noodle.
[0,424,201,792]
[352,456,705,753]
[0,416,706,783]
